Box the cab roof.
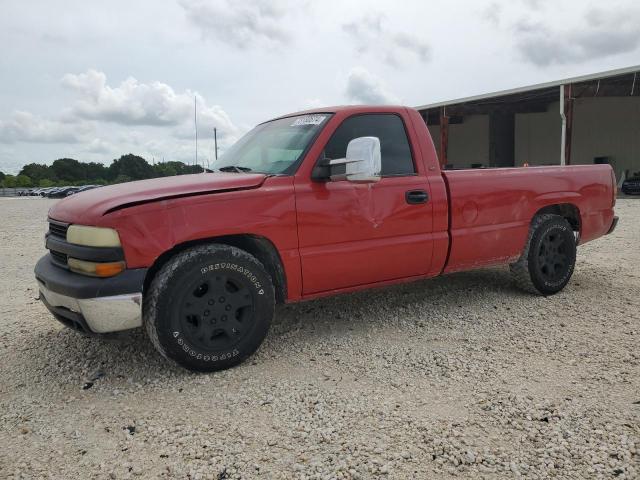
[267,105,413,123]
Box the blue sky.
[1,0,639,174]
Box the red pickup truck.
[35,106,618,371]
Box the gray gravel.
[0,197,638,479]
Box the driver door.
[295,113,434,295]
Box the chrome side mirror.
[328,136,381,183]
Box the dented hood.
[48,173,267,224]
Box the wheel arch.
[532,203,581,233]
[143,234,287,303]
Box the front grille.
[50,250,68,267]
[48,219,69,239]
[48,219,70,268]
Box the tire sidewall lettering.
[200,263,264,294]
[173,331,240,363]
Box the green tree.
[51,158,86,183]
[114,174,133,184]
[154,161,203,177]
[84,162,108,180]
[39,178,55,187]
[108,154,155,181]
[3,175,17,188]
[19,163,54,183]
[0,171,5,182]
[8,155,202,187]
[153,162,178,177]
[16,174,32,187]
[181,164,204,174]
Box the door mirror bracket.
[313,136,382,183]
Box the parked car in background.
[66,185,98,196]
[40,187,57,197]
[621,174,640,195]
[63,187,81,197]
[6,185,103,198]
[47,187,77,198]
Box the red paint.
[48,105,617,302]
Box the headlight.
[67,225,121,247]
[68,258,126,277]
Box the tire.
[143,244,275,372]
[510,214,577,295]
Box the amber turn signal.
[68,258,126,277]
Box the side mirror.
[328,137,382,183]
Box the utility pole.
[194,96,198,168]
[214,127,218,162]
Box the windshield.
[214,114,331,175]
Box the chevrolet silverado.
[35,106,618,371]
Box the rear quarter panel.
[443,164,615,273]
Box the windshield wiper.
[218,165,252,173]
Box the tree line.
[0,154,204,188]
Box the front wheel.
[144,244,275,372]
[510,214,577,295]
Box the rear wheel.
[510,214,577,295]
[144,244,275,372]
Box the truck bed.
[441,164,616,273]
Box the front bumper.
[35,255,146,334]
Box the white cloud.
[85,138,115,154]
[0,111,90,144]
[342,14,431,67]
[482,2,503,27]
[488,3,640,66]
[520,0,547,9]
[0,69,242,171]
[179,0,295,49]
[345,67,399,105]
[61,69,240,144]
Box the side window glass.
[323,114,415,176]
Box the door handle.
[405,189,429,204]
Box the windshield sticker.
[291,115,326,126]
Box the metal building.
[416,65,640,183]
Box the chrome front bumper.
[38,280,142,333]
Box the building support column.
[439,107,449,168]
[489,110,515,167]
[560,84,574,166]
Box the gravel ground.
[0,197,638,480]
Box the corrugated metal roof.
[415,64,640,111]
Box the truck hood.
[48,173,267,224]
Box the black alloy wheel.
[536,230,571,284]
[510,214,577,295]
[144,244,275,372]
[176,275,255,352]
